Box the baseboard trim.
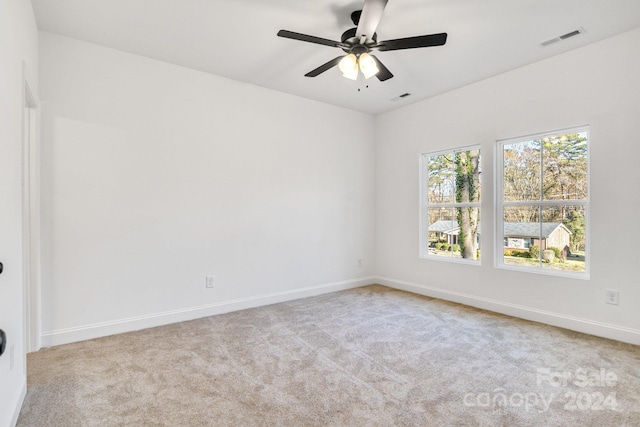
[376,276,640,346]
[10,379,26,427]
[40,276,640,348]
[41,277,375,348]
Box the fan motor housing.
[340,28,377,53]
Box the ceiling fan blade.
[376,33,448,51]
[305,56,345,77]
[277,30,346,48]
[370,55,393,81]
[356,0,389,42]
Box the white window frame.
[495,126,590,279]
[419,145,481,265]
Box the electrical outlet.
[605,289,619,305]
[206,275,215,288]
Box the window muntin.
[497,128,588,277]
[421,147,481,263]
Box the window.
[497,127,588,277]
[420,146,481,263]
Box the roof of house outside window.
[428,220,460,233]
[429,220,570,238]
[504,222,571,238]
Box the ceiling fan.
[277,0,447,82]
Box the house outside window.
[420,146,481,263]
[496,127,589,278]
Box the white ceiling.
[31,0,640,115]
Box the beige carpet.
[17,285,640,426]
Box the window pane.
[540,206,586,273]
[503,206,541,267]
[542,132,588,201]
[421,146,481,264]
[503,140,541,202]
[427,154,455,204]
[428,208,457,257]
[427,207,480,260]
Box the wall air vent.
[540,28,585,47]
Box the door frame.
[22,63,41,354]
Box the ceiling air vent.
[391,92,412,102]
[540,28,585,47]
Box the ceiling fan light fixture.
[358,52,379,79]
[339,54,357,73]
[339,53,359,80]
[342,65,359,80]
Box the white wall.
[38,32,376,346]
[0,1,39,426]
[375,28,640,344]
[36,21,640,351]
